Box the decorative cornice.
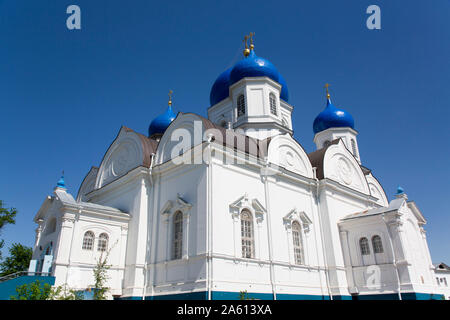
[283,208,313,232]
[160,194,192,221]
[229,193,266,224]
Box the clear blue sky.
[0,0,449,263]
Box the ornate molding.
[229,193,266,223]
[160,193,193,222]
[283,208,313,232]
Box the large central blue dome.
[229,50,280,86]
[313,97,355,134]
[209,49,289,106]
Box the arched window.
[82,231,95,250]
[172,211,183,260]
[351,139,358,159]
[269,93,277,116]
[359,237,370,255]
[98,233,109,252]
[372,235,383,254]
[292,221,304,265]
[237,94,246,117]
[241,210,254,259]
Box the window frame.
[82,231,95,251]
[172,211,183,260]
[292,221,304,265]
[237,94,246,118]
[269,93,277,116]
[97,233,109,252]
[371,235,384,254]
[240,209,255,259]
[359,237,370,256]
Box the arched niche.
[366,173,388,206]
[267,134,314,178]
[154,113,204,166]
[96,127,145,188]
[323,140,370,194]
[77,166,98,202]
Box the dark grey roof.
[181,113,269,159]
[307,139,372,180]
[307,139,340,179]
[435,262,450,270]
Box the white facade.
[29,72,446,300]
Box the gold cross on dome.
[249,32,255,47]
[324,83,330,98]
[168,90,173,106]
[243,35,249,49]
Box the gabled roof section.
[407,201,426,224]
[308,138,373,180]
[121,126,159,168]
[35,188,128,222]
[435,262,450,270]
[76,166,99,202]
[168,113,269,159]
[341,197,405,221]
[360,165,372,176]
[307,139,340,179]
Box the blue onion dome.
[209,45,289,106]
[210,67,232,106]
[278,73,289,102]
[396,186,405,195]
[148,99,177,138]
[229,50,281,86]
[313,94,355,134]
[56,174,66,189]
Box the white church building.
[28,38,446,300]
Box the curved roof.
[148,105,177,137]
[307,138,371,180]
[313,98,355,134]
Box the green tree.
[48,284,84,300]
[0,243,32,276]
[0,200,17,260]
[11,280,84,300]
[92,250,111,300]
[239,290,255,300]
[10,280,52,300]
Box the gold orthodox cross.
[249,32,255,48]
[168,90,173,106]
[324,83,330,98]
[243,35,249,49]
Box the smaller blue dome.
[210,68,232,106]
[396,186,404,195]
[148,105,177,137]
[56,175,66,189]
[313,98,355,134]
